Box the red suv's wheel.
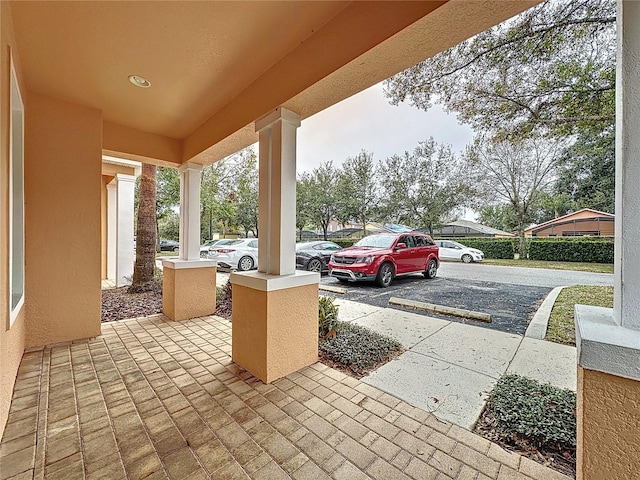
[375,262,394,288]
[423,259,438,279]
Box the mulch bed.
[101,286,163,322]
[474,409,576,478]
[101,286,232,323]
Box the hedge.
[438,237,516,260]
[528,238,614,263]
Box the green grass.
[546,285,614,346]
[482,258,613,274]
[156,251,179,257]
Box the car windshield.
[354,234,396,249]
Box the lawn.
[545,285,614,346]
[482,258,613,274]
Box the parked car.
[200,238,237,258]
[159,239,180,252]
[295,241,342,272]
[328,232,439,287]
[208,238,258,271]
[435,240,484,263]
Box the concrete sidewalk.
[333,298,577,430]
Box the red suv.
[328,232,439,288]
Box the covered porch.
[0,314,565,480]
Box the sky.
[296,82,475,173]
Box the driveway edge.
[389,297,491,323]
[525,286,565,339]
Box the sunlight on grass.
[546,285,614,346]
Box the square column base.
[231,271,320,383]
[575,305,640,480]
[162,260,217,321]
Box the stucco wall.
[162,264,217,321]
[24,92,102,347]
[0,0,28,439]
[577,367,640,480]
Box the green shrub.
[528,238,614,263]
[437,238,516,259]
[486,374,576,451]
[319,321,403,376]
[318,296,339,336]
[331,239,357,248]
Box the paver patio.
[0,314,569,480]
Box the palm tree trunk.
[130,163,157,292]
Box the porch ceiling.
[10,1,538,166]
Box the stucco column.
[106,182,117,280]
[575,3,640,479]
[614,0,640,330]
[115,173,135,287]
[179,162,202,261]
[255,107,300,275]
[230,107,319,384]
[162,162,216,321]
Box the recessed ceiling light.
[128,75,151,88]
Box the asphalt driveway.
[321,273,549,335]
[320,262,614,335]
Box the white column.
[106,182,117,280]
[614,0,640,329]
[179,162,203,261]
[115,174,136,287]
[255,107,301,275]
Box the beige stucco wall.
[162,265,217,321]
[577,366,640,480]
[24,92,102,347]
[232,283,318,383]
[0,0,28,438]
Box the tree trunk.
[129,163,157,293]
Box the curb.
[388,297,492,323]
[525,286,565,339]
[319,284,348,295]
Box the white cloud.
[297,82,474,173]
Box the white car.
[209,238,258,271]
[435,240,484,263]
[200,238,237,258]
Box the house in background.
[524,208,615,237]
[425,219,515,238]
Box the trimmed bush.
[331,238,357,248]
[437,237,516,259]
[319,321,403,376]
[486,374,576,451]
[528,237,614,263]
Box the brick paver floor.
[0,314,570,480]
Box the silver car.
[434,240,484,263]
[209,238,258,271]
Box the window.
[9,58,25,325]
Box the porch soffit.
[10,1,539,167]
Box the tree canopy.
[384,0,615,140]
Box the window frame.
[9,56,25,326]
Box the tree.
[336,150,378,235]
[296,173,314,240]
[467,138,563,256]
[554,128,615,213]
[130,163,157,292]
[234,150,259,237]
[307,161,339,240]
[379,139,472,235]
[384,0,615,140]
[477,204,519,233]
